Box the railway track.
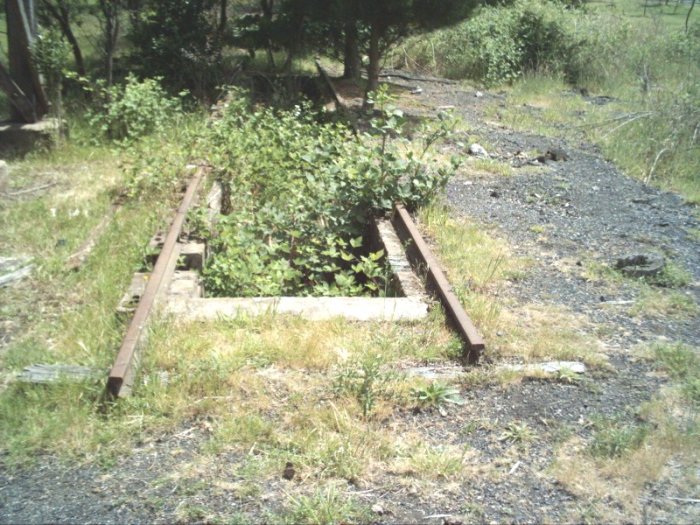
[107,129,484,400]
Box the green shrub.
[653,341,699,380]
[128,0,223,98]
[89,74,184,142]
[396,0,578,85]
[411,381,465,409]
[200,89,457,297]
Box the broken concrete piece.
[116,272,149,317]
[179,242,206,271]
[504,361,586,375]
[166,296,429,322]
[167,271,202,298]
[468,143,488,158]
[404,365,464,380]
[371,218,427,300]
[0,119,66,156]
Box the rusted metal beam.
[107,167,206,398]
[392,204,485,363]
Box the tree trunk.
[99,0,120,86]
[365,22,381,98]
[6,0,48,121]
[343,20,361,80]
[219,0,227,32]
[687,0,696,33]
[41,0,86,77]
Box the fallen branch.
[66,205,120,270]
[645,146,670,184]
[668,496,700,504]
[379,70,457,85]
[3,181,56,197]
[601,112,655,139]
[0,264,33,287]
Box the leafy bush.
[30,29,70,117]
[89,75,184,142]
[128,0,223,98]
[396,0,578,85]
[652,342,700,404]
[200,88,457,297]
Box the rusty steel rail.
[392,204,485,363]
[107,167,206,398]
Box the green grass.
[0,112,204,467]
[651,341,700,404]
[283,485,369,525]
[588,415,648,459]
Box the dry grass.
[554,403,698,523]
[552,346,700,524]
[417,202,609,370]
[498,305,610,368]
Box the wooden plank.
[315,59,348,111]
[18,364,102,384]
[392,205,485,363]
[5,0,48,122]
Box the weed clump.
[588,415,648,458]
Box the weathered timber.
[0,61,36,123]
[315,59,348,111]
[5,0,48,121]
[18,364,102,384]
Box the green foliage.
[653,341,700,404]
[333,354,396,419]
[285,485,367,525]
[499,420,536,444]
[398,0,577,85]
[411,381,465,408]
[128,0,223,97]
[645,262,693,288]
[588,416,648,458]
[88,75,184,142]
[120,112,206,199]
[654,342,699,380]
[31,28,70,93]
[200,89,456,297]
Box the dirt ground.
[1,73,699,524]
